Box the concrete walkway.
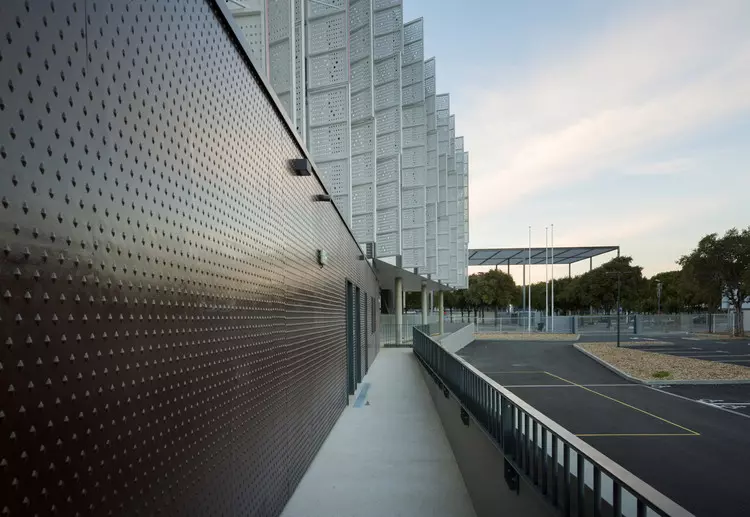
[281,348,476,517]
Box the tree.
[680,227,750,335]
[447,270,518,317]
[567,256,644,313]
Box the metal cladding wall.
[0,2,379,516]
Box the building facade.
[229,0,470,288]
[0,1,379,515]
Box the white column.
[395,277,404,344]
[438,291,445,335]
[421,282,428,325]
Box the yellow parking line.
[485,370,545,374]
[543,371,700,436]
[576,433,698,438]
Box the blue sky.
[403,0,750,282]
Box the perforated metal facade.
[0,2,379,516]
[229,1,469,285]
[400,18,426,270]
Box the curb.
[572,343,750,386]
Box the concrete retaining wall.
[439,323,476,353]
[420,365,555,517]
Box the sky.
[403,0,750,283]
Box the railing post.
[541,428,548,495]
[551,436,559,507]
[593,467,601,517]
[613,483,622,517]
[577,454,585,517]
[563,443,571,516]
[532,420,539,485]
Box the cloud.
[460,0,750,218]
[623,158,694,177]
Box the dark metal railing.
[412,327,694,517]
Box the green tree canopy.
[679,227,750,334]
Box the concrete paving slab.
[280,348,476,517]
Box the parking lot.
[622,334,750,369]
[458,337,750,517]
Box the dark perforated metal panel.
[0,1,379,516]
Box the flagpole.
[545,227,549,333]
[528,226,532,333]
[551,224,555,333]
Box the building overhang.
[372,258,450,292]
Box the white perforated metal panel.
[231,2,268,73]
[373,0,403,257]
[307,0,352,225]
[295,0,306,141]
[463,150,470,287]
[267,0,296,126]
[424,57,438,276]
[400,17,426,270]
[436,93,451,283]
[455,137,468,288]
[446,114,458,286]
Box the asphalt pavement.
[458,337,750,517]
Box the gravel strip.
[691,333,748,341]
[474,332,578,341]
[580,343,750,381]
[620,341,674,347]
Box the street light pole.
[605,271,628,348]
[617,274,622,348]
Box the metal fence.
[380,319,467,346]
[413,327,694,517]
[470,316,574,334]
[446,312,743,336]
[381,323,433,346]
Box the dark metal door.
[364,295,369,374]
[355,286,362,384]
[346,281,355,395]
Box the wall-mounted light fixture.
[314,193,332,202]
[317,249,328,267]
[291,158,312,176]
